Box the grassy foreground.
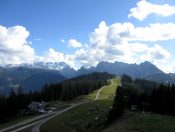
[104,111,175,132]
[40,78,120,132]
[40,100,113,132]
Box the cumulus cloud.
[32,21,173,72]
[36,48,75,68]
[128,0,175,21]
[139,44,170,62]
[73,21,172,70]
[67,39,82,48]
[149,45,170,60]
[0,25,35,65]
[43,48,65,62]
[1,21,173,73]
[90,21,109,48]
[106,22,175,42]
[132,23,175,41]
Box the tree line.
[107,74,175,124]
[0,72,114,124]
[41,72,114,101]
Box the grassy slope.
[40,100,112,132]
[83,88,99,101]
[40,78,119,132]
[104,111,175,132]
[98,78,120,99]
[83,78,120,100]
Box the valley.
[1,72,175,132]
[38,78,119,132]
[1,0,175,131]
[1,61,175,95]
[0,78,119,132]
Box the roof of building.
[28,101,47,108]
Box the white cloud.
[67,39,82,48]
[149,45,170,60]
[61,39,65,43]
[132,23,175,41]
[74,48,94,67]
[44,48,65,62]
[0,25,76,68]
[107,22,175,42]
[73,21,172,70]
[128,0,175,21]
[87,22,175,48]
[0,25,35,65]
[32,21,173,72]
[139,44,170,62]
[90,21,109,48]
[37,48,75,68]
[1,22,173,72]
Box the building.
[27,101,48,114]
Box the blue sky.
[0,0,175,72]
[0,0,134,54]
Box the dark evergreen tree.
[107,86,126,124]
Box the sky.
[0,0,175,72]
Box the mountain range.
[76,61,175,83]
[0,66,67,95]
[1,61,175,95]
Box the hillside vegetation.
[104,111,175,132]
[83,78,120,101]
[106,75,175,132]
[40,78,120,132]
[0,72,114,124]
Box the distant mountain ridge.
[0,66,67,95]
[76,61,175,84]
[6,61,165,79]
[6,62,76,78]
[1,61,175,95]
[31,62,76,78]
[4,61,175,83]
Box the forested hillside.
[0,72,114,124]
[107,75,175,124]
